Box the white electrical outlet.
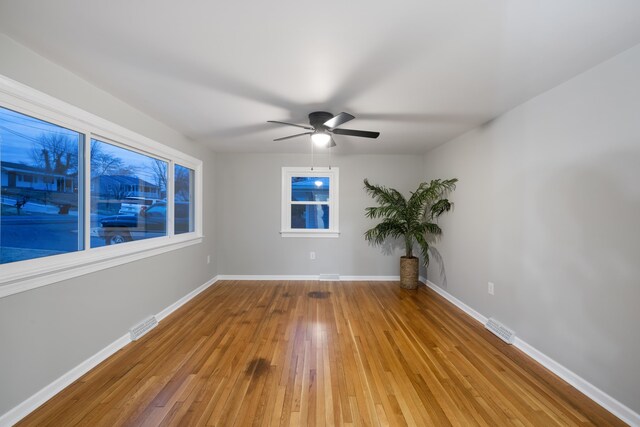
[207,255,211,264]
[488,282,495,295]
[310,251,316,260]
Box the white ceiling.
[1,1,640,154]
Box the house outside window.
[89,138,168,247]
[0,107,84,264]
[281,167,339,238]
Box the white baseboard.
[217,274,401,281]
[340,275,400,281]
[0,333,131,427]
[423,277,487,324]
[424,279,639,427]
[512,338,639,426]
[0,275,220,427]
[217,275,318,281]
[156,276,219,321]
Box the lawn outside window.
[281,167,339,238]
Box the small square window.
[281,167,339,238]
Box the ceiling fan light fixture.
[311,131,331,147]
[268,112,379,147]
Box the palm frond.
[364,219,406,245]
[408,179,458,220]
[414,230,431,267]
[429,199,453,219]
[416,222,442,236]
[364,179,406,210]
[365,205,403,220]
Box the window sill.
[280,230,340,238]
[0,233,203,298]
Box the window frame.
[0,74,203,298]
[173,163,196,235]
[88,136,173,246]
[281,167,339,238]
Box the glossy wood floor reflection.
[19,281,623,426]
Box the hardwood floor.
[19,280,624,426]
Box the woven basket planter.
[400,256,419,289]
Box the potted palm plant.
[364,178,457,289]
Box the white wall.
[0,35,217,416]
[215,153,424,276]
[423,43,640,413]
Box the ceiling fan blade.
[323,112,355,128]
[331,128,380,139]
[273,132,313,141]
[267,120,313,130]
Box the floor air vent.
[319,274,340,281]
[130,316,158,341]
[485,317,515,344]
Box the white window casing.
[0,74,204,298]
[281,166,339,238]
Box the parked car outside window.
[99,201,190,245]
[118,197,157,215]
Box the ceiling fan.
[267,111,380,147]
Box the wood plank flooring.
[18,280,624,426]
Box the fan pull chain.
[310,137,314,171]
[329,142,332,170]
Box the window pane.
[291,204,329,229]
[291,177,329,202]
[1,106,83,264]
[90,139,167,246]
[174,164,194,234]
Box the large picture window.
[281,167,339,238]
[1,106,84,263]
[0,74,203,298]
[90,139,168,246]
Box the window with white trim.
[0,74,203,298]
[89,138,169,247]
[281,167,339,238]
[0,106,84,262]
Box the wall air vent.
[130,316,158,341]
[485,317,515,344]
[319,274,340,281]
